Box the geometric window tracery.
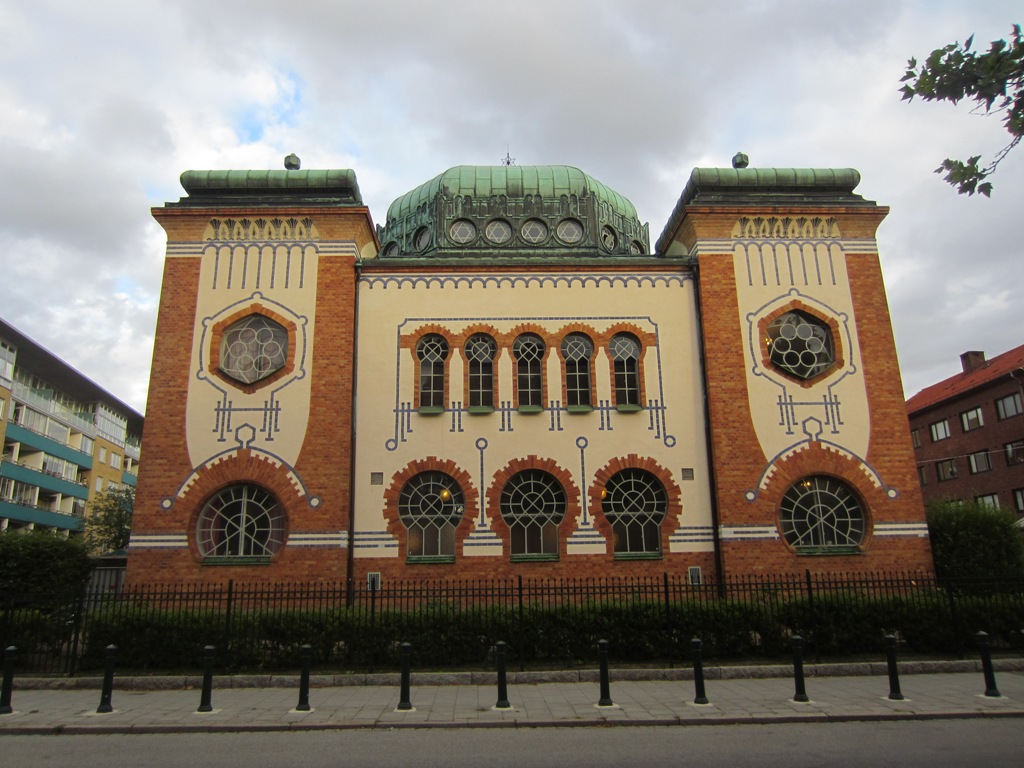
[500,469,565,559]
[417,334,449,409]
[779,475,865,551]
[765,310,834,381]
[602,468,666,555]
[513,333,545,408]
[466,333,497,408]
[196,484,285,559]
[398,471,465,560]
[561,333,593,407]
[219,314,288,385]
[609,333,642,407]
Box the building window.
[975,494,1000,509]
[765,310,834,381]
[930,419,951,442]
[779,476,865,551]
[513,334,545,409]
[961,407,984,432]
[110,453,122,470]
[996,392,1023,420]
[936,459,958,481]
[465,333,497,410]
[1005,439,1024,465]
[601,468,666,555]
[398,471,465,561]
[609,333,642,408]
[416,334,449,410]
[500,469,566,560]
[196,484,284,559]
[448,219,477,244]
[98,446,107,463]
[1014,488,1024,512]
[560,333,593,408]
[220,314,288,385]
[917,465,928,486]
[911,429,921,449]
[968,451,993,474]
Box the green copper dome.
[377,165,649,258]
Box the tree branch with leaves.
[901,24,1024,197]
[85,485,135,555]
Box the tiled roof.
[906,342,1024,415]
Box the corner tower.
[128,163,377,583]
[657,164,932,576]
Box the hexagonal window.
[220,314,288,385]
[765,310,834,381]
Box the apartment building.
[0,318,143,536]
[906,345,1024,515]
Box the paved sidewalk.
[1,669,1023,734]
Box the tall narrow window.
[416,334,449,410]
[500,469,566,559]
[513,334,545,409]
[609,333,642,408]
[465,333,497,409]
[560,333,593,408]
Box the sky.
[1,0,1021,415]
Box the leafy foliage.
[926,499,1024,583]
[85,485,134,554]
[901,25,1024,196]
[0,530,94,597]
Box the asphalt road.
[3,719,1023,767]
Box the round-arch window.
[414,226,431,251]
[381,242,398,258]
[196,484,285,558]
[500,469,566,558]
[602,468,666,554]
[398,471,465,559]
[556,218,584,244]
[629,240,644,255]
[779,476,865,550]
[449,219,477,244]
[520,219,549,244]
[485,219,513,244]
[219,314,288,385]
[766,310,835,381]
[600,226,618,251]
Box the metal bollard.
[791,635,809,703]
[296,644,312,711]
[977,631,1001,697]
[396,642,413,711]
[0,646,16,715]
[691,637,709,705]
[197,645,215,712]
[884,634,904,701]
[495,641,511,709]
[97,645,118,713]
[597,639,613,707]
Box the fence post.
[0,646,16,714]
[804,570,819,664]
[495,641,511,709]
[884,634,904,701]
[296,644,312,711]
[977,631,1001,697]
[197,644,215,712]
[96,644,117,713]
[396,642,413,711]
[791,635,809,703]
[691,637,709,705]
[517,575,525,672]
[66,589,87,677]
[223,580,234,654]
[597,639,613,707]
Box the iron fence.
[2,572,1022,675]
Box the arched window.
[196,485,285,559]
[513,334,546,409]
[416,334,449,410]
[609,333,642,408]
[465,333,497,409]
[601,468,666,555]
[779,476,865,551]
[220,314,288,385]
[398,471,465,560]
[500,469,566,559]
[560,333,593,408]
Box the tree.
[926,499,1024,584]
[901,25,1024,197]
[0,530,94,597]
[85,485,135,554]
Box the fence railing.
[2,572,1022,676]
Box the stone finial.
[284,153,301,170]
[732,152,749,169]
